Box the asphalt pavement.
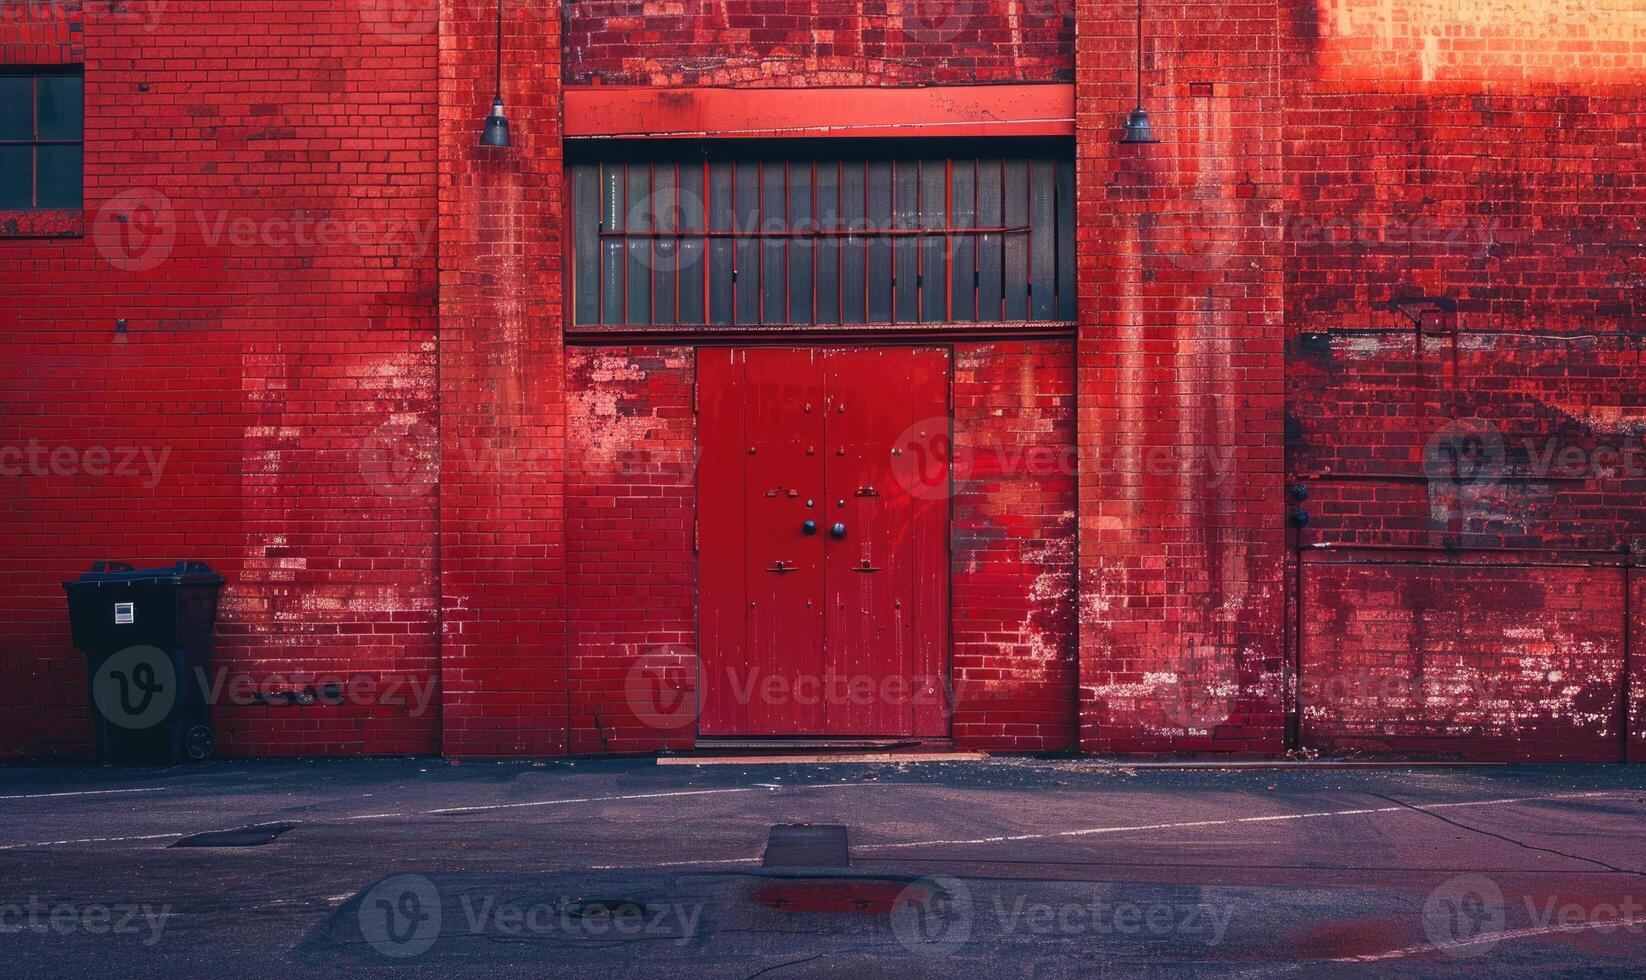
[1,757,1643,978]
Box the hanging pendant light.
[479,0,511,147]
[1120,0,1159,144]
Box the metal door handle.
[830,523,847,539]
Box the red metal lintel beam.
[563,84,1075,140]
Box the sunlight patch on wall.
[1314,0,1646,85]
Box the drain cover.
[762,824,849,869]
[169,822,296,848]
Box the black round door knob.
[830,523,847,538]
[802,520,817,535]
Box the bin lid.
[63,561,225,589]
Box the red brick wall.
[1,0,441,757]
[560,342,1077,753]
[1300,559,1627,762]
[4,1,1643,762]
[950,341,1078,751]
[1283,0,1646,759]
[0,0,78,62]
[565,346,696,755]
[436,0,568,757]
[1631,569,1644,763]
[564,0,1074,86]
[1074,0,1289,754]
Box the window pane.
[814,162,840,325]
[732,164,760,324]
[708,163,733,325]
[625,165,651,324]
[0,145,30,208]
[759,163,785,323]
[1056,159,1077,321]
[920,160,947,322]
[571,165,600,325]
[977,160,1004,322]
[1030,160,1057,320]
[787,163,812,324]
[950,160,977,322]
[893,161,919,322]
[36,144,80,208]
[568,148,1075,330]
[600,164,625,324]
[866,161,892,322]
[651,164,678,325]
[0,77,30,140]
[37,75,82,140]
[678,163,706,325]
[1002,159,1030,320]
[841,162,866,324]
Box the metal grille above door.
[569,145,1076,328]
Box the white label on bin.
[114,602,135,625]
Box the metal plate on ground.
[762,824,849,869]
[169,822,296,848]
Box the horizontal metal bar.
[596,226,1031,240]
[566,320,1076,346]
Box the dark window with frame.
[0,69,84,210]
[569,140,1076,328]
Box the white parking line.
[0,782,889,849]
[0,831,196,851]
[1336,916,1646,962]
[855,792,1623,850]
[423,787,760,814]
[0,787,168,801]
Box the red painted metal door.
[698,347,950,737]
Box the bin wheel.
[185,725,216,760]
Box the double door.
[698,347,950,736]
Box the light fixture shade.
[1120,106,1159,144]
[480,98,511,148]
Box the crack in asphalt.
[1367,792,1646,877]
[742,952,826,978]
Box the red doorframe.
[564,84,1075,141]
